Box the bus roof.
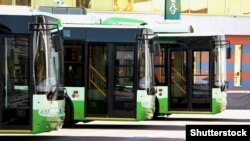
[55,14,100,25]
[63,23,146,29]
[102,17,147,26]
[0,6,62,34]
[157,32,224,37]
[62,24,149,43]
[146,23,194,34]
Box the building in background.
[1,0,250,109]
[0,0,250,15]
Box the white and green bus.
[62,24,158,126]
[37,7,160,125]
[153,31,230,116]
[0,6,64,134]
[101,17,230,116]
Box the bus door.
[169,48,212,111]
[86,43,135,118]
[0,35,31,130]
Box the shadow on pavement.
[155,117,250,122]
[64,124,185,131]
[0,136,185,141]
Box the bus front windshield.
[33,23,64,100]
[138,32,155,93]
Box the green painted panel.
[136,102,147,121]
[102,17,146,25]
[32,95,64,133]
[72,101,85,120]
[32,110,64,134]
[212,98,221,114]
[212,88,227,114]
[155,86,168,114]
[158,98,168,114]
[136,90,155,120]
[65,87,85,120]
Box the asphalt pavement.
[1,109,249,141]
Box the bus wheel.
[153,98,159,120]
[63,100,75,127]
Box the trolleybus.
[153,32,230,117]
[62,23,159,126]
[101,17,230,116]
[0,6,64,134]
[37,7,160,126]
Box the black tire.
[63,99,76,127]
[152,98,159,120]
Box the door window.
[1,36,30,128]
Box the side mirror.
[226,47,231,59]
[153,41,160,56]
[52,34,63,52]
[221,81,229,91]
